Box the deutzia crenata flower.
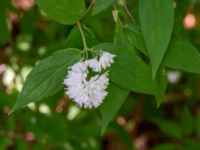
[85,58,101,72]
[63,51,116,109]
[99,51,116,69]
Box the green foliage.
[94,43,167,103]
[92,0,115,15]
[139,0,174,78]
[163,37,200,74]
[116,31,168,105]
[124,24,148,56]
[10,0,200,136]
[64,26,99,49]
[151,118,182,140]
[11,49,81,113]
[100,83,129,133]
[36,0,86,24]
[124,24,200,75]
[1,0,200,149]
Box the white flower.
[63,51,116,109]
[85,58,101,72]
[99,51,116,69]
[70,61,88,73]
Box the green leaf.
[163,37,200,74]
[124,24,200,75]
[92,0,115,15]
[152,143,175,150]
[11,49,81,113]
[151,118,182,140]
[64,26,99,49]
[114,32,167,105]
[100,83,129,134]
[154,69,168,105]
[64,26,83,49]
[113,32,132,49]
[139,0,174,78]
[124,24,148,56]
[181,107,194,137]
[94,43,167,105]
[36,0,85,25]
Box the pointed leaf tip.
[139,0,174,79]
[10,49,81,113]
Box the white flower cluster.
[64,51,116,109]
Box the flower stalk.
[77,21,88,59]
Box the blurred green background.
[0,0,200,149]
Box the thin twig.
[77,21,88,58]
[122,0,135,23]
[77,21,87,49]
[79,0,95,20]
